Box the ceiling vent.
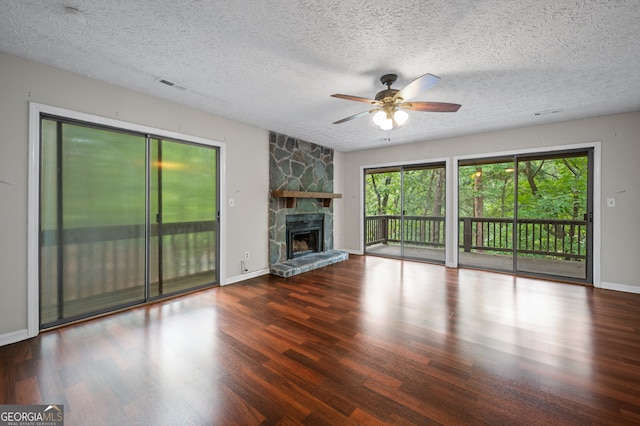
[158,78,187,91]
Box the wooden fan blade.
[333,109,376,124]
[331,94,380,105]
[394,73,440,101]
[402,101,461,112]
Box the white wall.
[0,52,270,342]
[341,111,640,291]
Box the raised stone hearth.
[269,132,347,277]
[270,250,349,278]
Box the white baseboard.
[342,248,363,255]
[225,268,270,285]
[0,329,31,347]
[600,281,640,294]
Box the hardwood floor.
[2,255,640,425]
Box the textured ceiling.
[1,1,639,151]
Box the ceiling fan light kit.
[372,109,408,130]
[331,72,461,130]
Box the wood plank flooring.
[2,255,640,425]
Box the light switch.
[229,198,234,207]
[607,198,616,207]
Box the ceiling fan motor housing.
[376,73,400,102]
[375,88,399,102]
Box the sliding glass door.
[40,120,147,325]
[40,117,219,328]
[149,138,218,298]
[365,167,402,257]
[365,163,446,263]
[515,152,592,280]
[458,149,592,282]
[457,157,515,271]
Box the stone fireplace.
[269,132,347,277]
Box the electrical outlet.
[244,251,250,260]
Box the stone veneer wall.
[269,132,334,266]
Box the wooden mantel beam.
[272,190,342,208]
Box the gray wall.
[339,111,640,291]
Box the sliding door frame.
[357,142,600,287]
[513,149,594,282]
[359,157,453,264]
[364,162,448,263]
[27,102,227,338]
[452,141,601,285]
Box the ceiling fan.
[331,73,461,130]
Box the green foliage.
[41,119,217,230]
[153,139,217,224]
[365,167,446,217]
[365,171,400,216]
[458,161,515,218]
[516,158,587,220]
[458,156,588,220]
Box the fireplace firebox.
[286,214,324,259]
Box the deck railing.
[40,220,217,302]
[366,215,587,260]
